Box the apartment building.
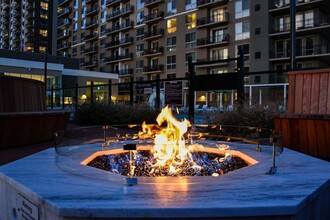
[0,0,58,55]
[55,0,330,107]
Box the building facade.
[0,0,58,55]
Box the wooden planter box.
[0,111,69,148]
[274,69,330,159]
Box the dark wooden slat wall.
[0,76,45,112]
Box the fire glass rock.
[87,150,248,177]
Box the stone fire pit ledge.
[0,142,330,220]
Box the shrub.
[75,103,159,125]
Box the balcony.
[84,46,99,55]
[57,52,71,58]
[105,21,134,35]
[2,11,9,18]
[12,11,21,18]
[82,60,98,68]
[85,20,99,29]
[58,18,71,29]
[57,30,71,39]
[106,0,129,7]
[85,6,99,17]
[143,46,164,57]
[144,11,164,24]
[58,7,72,18]
[270,44,330,60]
[86,0,98,4]
[26,12,34,20]
[197,0,228,9]
[85,33,98,42]
[197,13,229,28]
[57,42,71,50]
[26,21,34,29]
[197,34,229,48]
[195,57,230,68]
[144,0,164,8]
[106,5,134,20]
[58,0,70,7]
[144,28,164,40]
[104,37,133,49]
[269,0,325,13]
[26,4,34,11]
[112,68,134,76]
[104,53,133,63]
[143,64,164,73]
[25,30,34,37]
[25,39,34,46]
[270,16,330,37]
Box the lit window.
[185,52,196,67]
[211,8,226,23]
[167,0,177,15]
[167,18,177,34]
[235,0,249,19]
[41,2,48,10]
[167,36,176,52]
[39,29,47,37]
[39,46,46,53]
[235,21,250,40]
[186,13,196,29]
[211,48,228,60]
[167,55,176,70]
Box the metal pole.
[51,85,54,109]
[44,49,48,108]
[130,77,134,106]
[62,84,65,109]
[108,79,112,105]
[188,57,195,124]
[290,0,297,70]
[90,81,94,104]
[75,83,78,112]
[156,74,160,111]
[237,49,245,105]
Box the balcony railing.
[85,33,98,41]
[111,68,134,75]
[144,0,164,8]
[143,64,164,73]
[57,30,71,39]
[143,46,164,56]
[197,0,228,8]
[58,7,72,17]
[82,60,98,67]
[57,19,71,28]
[270,0,318,10]
[144,28,164,39]
[106,5,134,20]
[105,37,134,49]
[144,11,164,23]
[197,13,229,27]
[57,42,71,50]
[105,21,134,34]
[85,20,99,28]
[106,0,128,7]
[271,45,330,59]
[58,0,70,7]
[85,6,99,16]
[272,17,330,33]
[197,34,229,47]
[84,46,99,54]
[104,53,133,63]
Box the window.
[167,55,176,70]
[255,4,260,11]
[74,10,79,21]
[72,47,77,57]
[186,13,196,29]
[235,21,250,40]
[136,44,144,54]
[100,39,105,48]
[167,73,176,79]
[73,22,78,32]
[185,0,196,10]
[137,0,145,10]
[167,18,177,34]
[211,8,226,23]
[72,35,77,44]
[235,0,249,19]
[185,32,196,48]
[255,28,260,35]
[296,13,303,29]
[81,19,86,30]
[185,52,196,67]
[167,36,176,52]
[80,45,85,55]
[136,11,144,25]
[236,44,249,60]
[101,11,106,23]
[136,27,144,41]
[211,69,228,74]
[74,0,78,9]
[212,28,228,43]
[305,11,314,28]
[211,48,228,60]
[100,25,106,35]
[255,52,261,59]
[167,0,177,15]
[100,52,105,63]
[41,2,48,10]
[81,32,85,41]
[255,76,261,83]
[39,29,47,37]
[136,60,144,73]
[305,37,314,55]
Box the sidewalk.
[0,123,137,166]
